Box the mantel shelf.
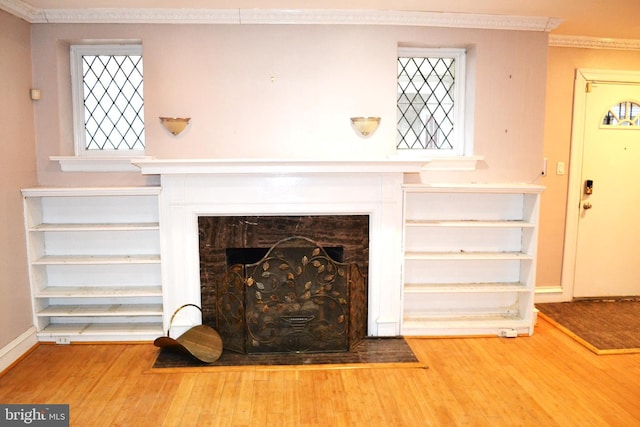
[132,158,427,175]
[403,183,545,193]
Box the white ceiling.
[5,0,640,40]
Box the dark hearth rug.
[152,337,422,370]
[536,298,640,355]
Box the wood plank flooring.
[1,317,639,426]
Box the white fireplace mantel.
[135,158,426,338]
[132,158,427,175]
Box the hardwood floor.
[1,317,639,426]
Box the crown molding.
[549,34,640,51]
[238,10,563,32]
[0,0,43,21]
[40,8,241,24]
[0,0,562,31]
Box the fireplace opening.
[199,215,369,355]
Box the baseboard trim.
[0,326,39,376]
[534,286,566,303]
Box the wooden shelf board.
[38,322,163,337]
[22,186,161,197]
[30,222,159,232]
[33,254,161,265]
[403,312,524,322]
[404,282,529,293]
[404,251,534,261]
[405,219,534,228]
[35,286,163,298]
[401,324,533,337]
[402,314,531,333]
[37,304,163,317]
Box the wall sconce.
[350,117,381,137]
[160,117,191,136]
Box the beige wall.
[2,7,637,356]
[0,10,38,349]
[11,14,623,351]
[30,23,547,185]
[536,46,640,293]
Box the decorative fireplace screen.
[217,236,365,354]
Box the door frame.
[560,69,640,301]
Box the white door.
[573,81,640,298]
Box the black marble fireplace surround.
[198,215,369,354]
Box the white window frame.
[70,44,145,159]
[397,47,473,159]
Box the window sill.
[50,156,153,172]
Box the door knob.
[583,202,593,210]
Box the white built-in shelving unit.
[22,187,163,343]
[401,183,544,337]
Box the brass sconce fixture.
[160,117,191,136]
[350,117,381,137]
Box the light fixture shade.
[160,117,191,136]
[350,117,381,137]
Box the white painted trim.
[238,10,562,32]
[572,68,640,84]
[3,1,637,49]
[562,69,640,301]
[69,44,145,159]
[560,71,588,302]
[0,0,43,22]
[534,286,564,303]
[0,1,562,31]
[156,170,408,337]
[419,156,484,171]
[0,327,38,374]
[403,182,544,193]
[21,186,160,197]
[549,35,640,51]
[398,47,467,157]
[132,158,426,175]
[51,156,153,172]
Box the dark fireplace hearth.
[199,215,369,354]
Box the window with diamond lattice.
[397,48,466,155]
[602,101,640,127]
[71,45,145,156]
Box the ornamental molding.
[0,0,562,32]
[549,34,640,51]
[0,0,43,21]
[39,8,241,25]
[238,10,563,32]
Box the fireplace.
[133,159,425,340]
[199,216,368,354]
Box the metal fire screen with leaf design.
[217,236,364,354]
